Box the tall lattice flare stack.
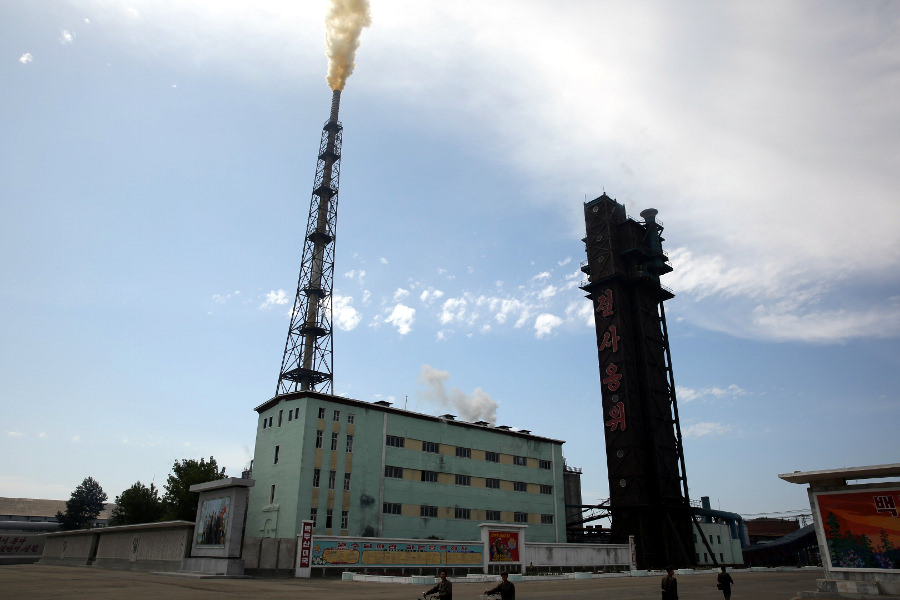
[277,90,343,395]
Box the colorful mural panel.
[816,488,900,571]
[196,496,230,547]
[311,540,482,567]
[488,530,520,563]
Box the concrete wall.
[0,533,46,565]
[521,542,631,571]
[242,535,296,575]
[40,521,193,571]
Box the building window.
[288,411,292,422]
[540,484,553,495]
[295,407,300,420]
[513,481,528,492]
[420,505,438,518]
[717,535,722,544]
[313,468,321,488]
[273,445,280,464]
[316,430,323,449]
[347,413,355,424]
[385,465,403,478]
[513,455,527,466]
[421,471,438,483]
[383,503,401,515]
[318,407,326,419]
[454,507,471,520]
[455,446,471,458]
[326,509,333,529]
[262,418,267,429]
[720,553,724,562]
[539,459,552,470]
[486,478,500,489]
[346,434,354,453]
[541,514,554,524]
[328,470,336,489]
[485,451,499,462]
[486,510,500,521]
[331,432,338,451]
[333,410,340,422]
[344,472,351,491]
[455,474,471,486]
[422,441,439,453]
[310,507,317,523]
[278,410,283,427]
[514,512,528,523]
[386,435,405,448]
[269,484,276,504]
[268,416,273,427]
[341,510,348,529]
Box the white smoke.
[417,365,498,424]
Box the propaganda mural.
[816,488,900,571]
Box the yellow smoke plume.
[325,0,371,91]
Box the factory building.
[246,391,567,545]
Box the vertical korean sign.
[596,288,626,437]
[296,519,314,577]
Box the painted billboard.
[488,530,520,563]
[310,539,482,567]
[196,496,230,547]
[815,487,900,571]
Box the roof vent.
[373,400,392,407]
[519,429,531,434]
[496,425,511,430]
[473,421,489,426]
[440,414,456,420]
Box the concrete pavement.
[0,564,824,600]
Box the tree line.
[55,457,227,530]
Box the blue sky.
[2,1,899,521]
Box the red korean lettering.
[603,363,623,391]
[605,401,626,432]
[595,289,614,317]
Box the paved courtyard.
[0,564,823,600]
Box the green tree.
[162,457,227,521]
[55,476,108,530]
[109,481,164,526]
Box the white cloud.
[19,53,33,64]
[212,290,240,304]
[676,384,747,403]
[7,431,24,438]
[682,422,732,438]
[439,297,468,325]
[260,289,289,309]
[534,313,563,338]
[72,435,81,443]
[420,287,445,305]
[59,30,75,45]
[379,257,388,264]
[385,303,415,335]
[332,294,361,331]
[393,288,409,301]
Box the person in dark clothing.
[661,566,678,600]
[484,572,515,600]
[717,566,734,599]
[425,571,452,600]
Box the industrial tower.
[581,193,695,569]
[276,90,343,395]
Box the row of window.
[312,468,353,491]
[262,407,356,430]
[309,507,348,530]
[315,430,354,452]
[383,465,552,494]
[385,435,552,470]
[317,407,355,424]
[382,503,554,524]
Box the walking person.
[717,566,734,599]
[425,571,452,600]
[661,566,678,600]
[484,571,515,600]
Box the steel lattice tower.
[277,90,343,395]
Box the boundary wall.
[40,521,193,571]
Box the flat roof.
[254,390,565,445]
[778,463,900,485]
